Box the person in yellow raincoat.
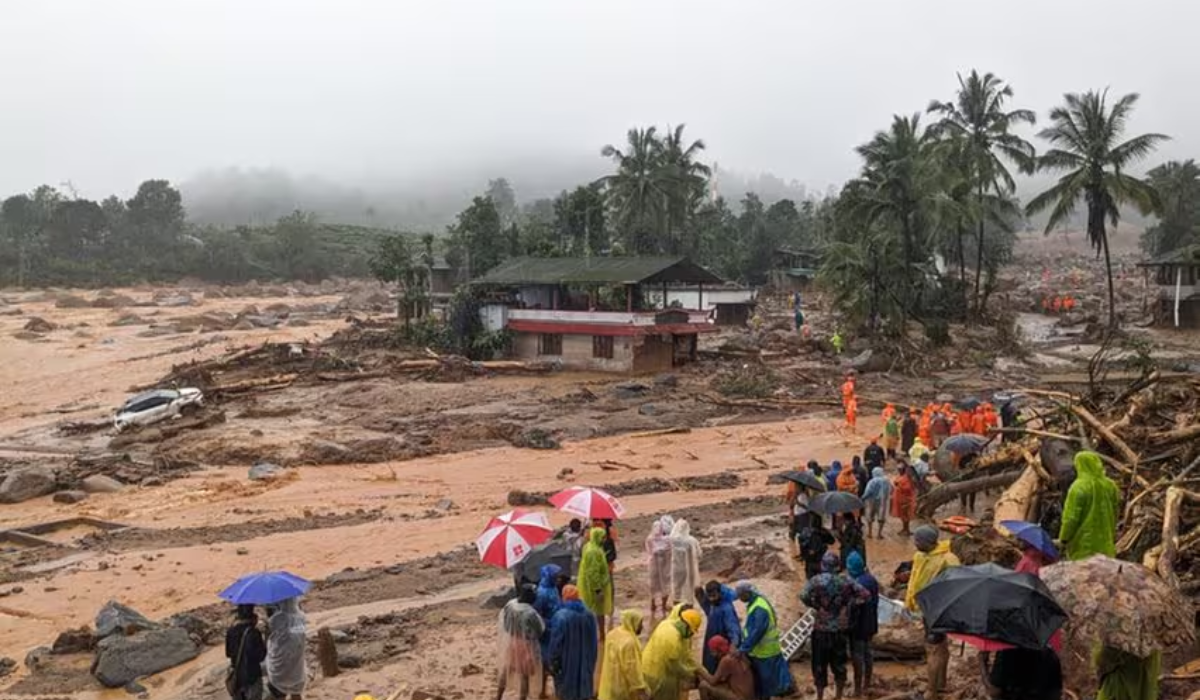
[641,607,703,700]
[1059,451,1120,560]
[579,527,614,639]
[905,526,960,699]
[598,610,648,700]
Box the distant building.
[472,256,725,372]
[1138,244,1200,328]
[768,246,822,291]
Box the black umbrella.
[808,491,864,515]
[777,470,826,492]
[513,539,574,588]
[916,563,1067,649]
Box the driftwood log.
[918,472,1022,518]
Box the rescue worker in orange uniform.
[841,372,858,430]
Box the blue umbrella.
[999,520,1059,560]
[219,571,311,605]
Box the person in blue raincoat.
[735,581,795,699]
[825,460,842,492]
[534,564,563,699]
[549,585,598,700]
[696,580,741,675]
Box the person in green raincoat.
[579,527,614,639]
[1058,451,1120,560]
[1096,646,1160,700]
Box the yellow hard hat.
[681,609,702,634]
[353,695,377,700]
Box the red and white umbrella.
[476,509,553,569]
[549,486,625,520]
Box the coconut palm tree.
[841,114,945,322]
[1143,159,1200,256]
[599,127,671,253]
[928,70,1036,314]
[1026,90,1169,327]
[659,124,711,255]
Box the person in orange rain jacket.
[918,410,933,447]
[882,403,896,423]
[983,404,1000,433]
[1052,296,1063,313]
[1041,296,1052,313]
[845,397,858,430]
[957,408,974,435]
[1063,296,1076,312]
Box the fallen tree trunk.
[918,471,1022,518]
[993,465,1043,531]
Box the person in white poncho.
[645,515,674,616]
[668,518,701,606]
[265,597,307,700]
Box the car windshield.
[119,390,178,413]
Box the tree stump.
[317,627,339,678]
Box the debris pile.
[919,370,1200,591]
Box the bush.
[924,318,951,347]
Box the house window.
[592,335,614,359]
[538,333,562,356]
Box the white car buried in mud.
[113,388,204,432]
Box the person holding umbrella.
[226,604,268,700]
[905,526,960,700]
[980,646,1063,700]
[579,527,614,641]
[999,521,1059,576]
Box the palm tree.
[841,114,946,323]
[1026,90,1168,327]
[599,127,670,254]
[1143,159,1200,256]
[659,124,711,255]
[928,70,1036,315]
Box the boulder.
[55,294,90,309]
[95,601,158,639]
[299,439,352,464]
[0,466,57,503]
[846,349,893,374]
[91,294,137,309]
[23,316,57,333]
[164,612,218,645]
[23,646,50,671]
[0,657,14,678]
[52,626,97,654]
[81,475,125,494]
[248,462,284,481]
[109,313,147,327]
[53,490,89,504]
[653,373,679,388]
[91,627,199,688]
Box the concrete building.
[1139,244,1200,328]
[473,256,724,373]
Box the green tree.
[370,233,429,326]
[1142,160,1200,256]
[486,178,518,228]
[46,199,107,261]
[600,127,669,253]
[841,114,943,321]
[126,180,184,255]
[659,124,711,255]
[1,195,37,287]
[446,195,505,278]
[693,196,739,279]
[1026,90,1168,327]
[553,186,606,255]
[928,70,1036,314]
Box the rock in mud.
[53,490,89,504]
[0,657,15,678]
[412,692,447,700]
[55,294,91,309]
[638,403,658,416]
[81,474,125,494]
[95,601,158,639]
[91,294,136,309]
[654,373,679,388]
[846,348,892,373]
[52,627,97,654]
[613,382,650,399]
[506,489,547,507]
[23,646,50,671]
[152,291,196,307]
[299,439,352,464]
[248,462,284,481]
[109,313,147,327]
[0,466,58,503]
[164,612,218,644]
[511,428,560,450]
[23,316,57,333]
[434,498,455,512]
[91,627,200,688]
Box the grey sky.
[1,0,1195,200]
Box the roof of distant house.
[1139,244,1200,267]
[471,256,724,286]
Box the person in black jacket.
[901,411,918,454]
[226,604,268,700]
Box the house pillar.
[698,283,704,313]
[662,281,668,309]
[626,284,633,312]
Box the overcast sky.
[1,0,1195,199]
